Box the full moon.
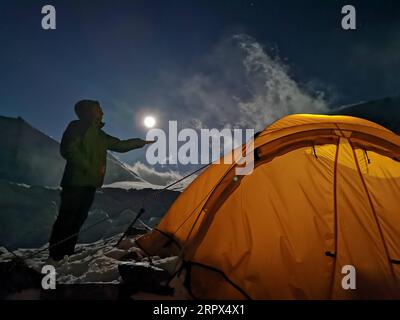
[144,116,156,128]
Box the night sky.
[1,0,400,166]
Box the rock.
[118,263,173,295]
[0,247,9,256]
[0,257,43,300]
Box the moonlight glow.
[144,116,156,128]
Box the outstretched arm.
[104,133,152,152]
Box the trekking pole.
[115,208,146,247]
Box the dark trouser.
[49,186,96,261]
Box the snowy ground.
[0,233,189,299]
[103,179,193,192]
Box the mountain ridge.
[330,95,400,133]
[0,115,145,187]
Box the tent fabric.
[137,114,400,299]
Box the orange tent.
[137,114,400,299]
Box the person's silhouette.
[49,100,153,261]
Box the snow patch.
[0,234,182,286]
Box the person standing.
[49,100,153,261]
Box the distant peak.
[0,115,25,122]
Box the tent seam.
[328,138,340,299]
[348,139,397,281]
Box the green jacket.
[60,120,145,188]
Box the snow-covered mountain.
[330,95,400,133]
[0,180,179,250]
[0,115,145,187]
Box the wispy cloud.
[234,34,327,129]
[152,33,328,132]
[107,33,330,168]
